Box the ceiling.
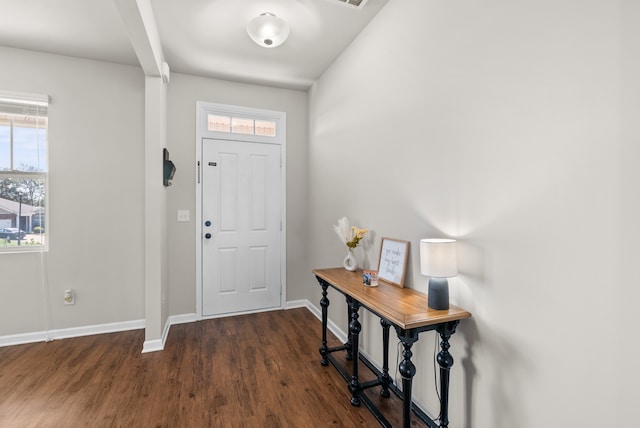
[0,0,388,90]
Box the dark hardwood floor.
[0,308,427,427]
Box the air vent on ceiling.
[331,0,369,9]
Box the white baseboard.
[0,302,351,354]
[141,313,199,353]
[141,318,170,354]
[291,299,349,344]
[0,319,145,348]
[0,331,52,347]
[1,302,357,361]
[0,314,198,350]
[169,313,199,325]
[140,303,312,353]
[284,299,308,309]
[141,303,322,353]
[141,338,163,353]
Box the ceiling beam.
[113,0,166,78]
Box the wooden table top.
[313,267,471,330]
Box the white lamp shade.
[247,13,290,48]
[420,239,458,278]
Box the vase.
[343,249,358,271]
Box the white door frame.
[195,101,286,319]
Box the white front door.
[201,138,282,316]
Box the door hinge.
[197,161,200,183]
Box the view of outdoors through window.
[0,103,47,250]
[207,114,276,137]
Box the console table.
[313,268,471,428]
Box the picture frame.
[377,237,410,288]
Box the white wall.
[0,47,145,336]
[0,49,310,339]
[306,1,638,427]
[619,0,640,420]
[165,73,308,316]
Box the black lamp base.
[428,277,449,310]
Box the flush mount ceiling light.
[247,13,290,48]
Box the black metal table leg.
[348,298,362,406]
[436,321,459,428]
[380,319,392,398]
[345,295,354,360]
[397,328,419,428]
[319,280,329,366]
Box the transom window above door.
[207,114,276,137]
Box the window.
[0,92,48,252]
[207,114,276,137]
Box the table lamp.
[420,238,457,310]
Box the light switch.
[177,210,190,222]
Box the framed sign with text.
[377,237,410,288]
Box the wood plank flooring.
[0,308,427,427]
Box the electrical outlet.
[64,289,75,305]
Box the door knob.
[205,233,212,239]
[204,220,212,227]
